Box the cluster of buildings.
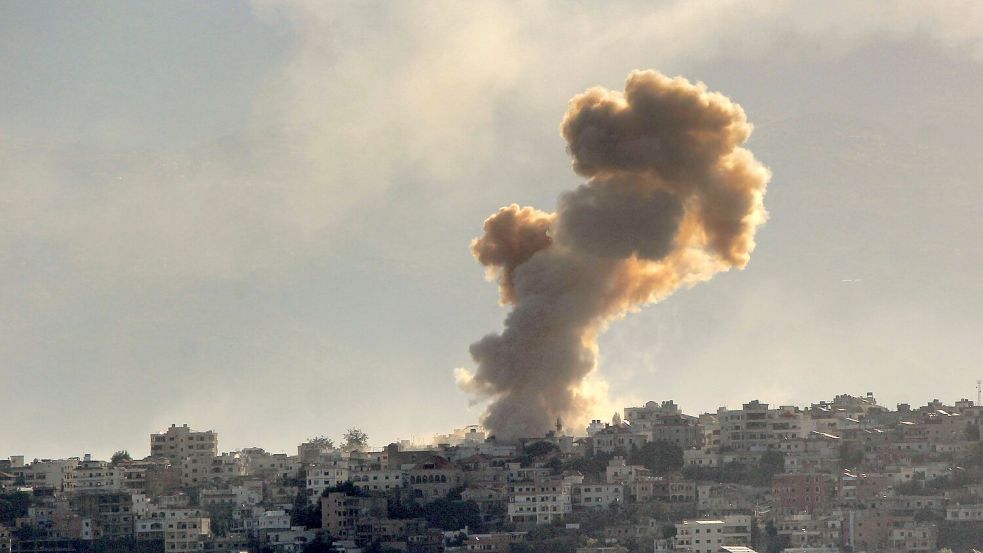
[2,393,983,553]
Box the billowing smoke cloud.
[456,70,770,439]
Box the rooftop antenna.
[977,379,982,405]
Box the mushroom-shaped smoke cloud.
[456,70,770,440]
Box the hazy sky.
[3,1,982,461]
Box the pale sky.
[2,1,982,461]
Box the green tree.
[302,532,335,553]
[839,443,864,468]
[524,441,559,458]
[307,435,335,449]
[629,440,683,475]
[0,491,31,525]
[964,424,981,442]
[757,450,785,483]
[204,503,235,536]
[110,450,132,465]
[562,451,613,480]
[342,428,369,451]
[322,481,366,497]
[421,498,482,532]
[292,488,322,529]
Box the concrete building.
[405,458,463,501]
[72,455,122,492]
[625,401,704,448]
[717,402,806,452]
[164,516,210,552]
[320,492,387,541]
[774,514,842,549]
[572,483,624,509]
[68,490,133,540]
[592,425,650,455]
[13,458,79,492]
[771,473,831,515]
[461,532,526,552]
[507,475,580,526]
[887,521,937,553]
[945,504,983,521]
[605,457,650,484]
[673,515,751,553]
[151,424,218,460]
[306,460,350,502]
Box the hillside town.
[3,393,983,553]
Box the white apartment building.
[774,513,842,548]
[134,519,165,542]
[684,449,722,469]
[674,515,752,553]
[256,510,291,531]
[946,504,983,521]
[15,458,80,491]
[163,516,210,552]
[306,459,350,502]
[592,425,650,455]
[507,463,553,483]
[449,442,517,460]
[605,457,650,484]
[699,414,721,449]
[151,424,218,460]
[73,455,122,491]
[624,401,704,448]
[572,483,624,509]
[238,448,297,479]
[432,425,487,446]
[508,475,580,526]
[183,452,245,487]
[717,401,807,451]
[350,466,405,494]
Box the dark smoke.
[457,70,770,439]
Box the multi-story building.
[13,458,80,492]
[695,483,757,514]
[350,465,405,495]
[506,464,552,483]
[72,455,122,492]
[624,401,704,448]
[238,448,297,479]
[297,439,339,465]
[717,401,806,452]
[888,521,937,553]
[774,513,842,548]
[605,457,650,484]
[306,459,349,502]
[592,426,650,455]
[320,492,387,541]
[68,491,133,540]
[846,510,901,552]
[946,504,983,522]
[629,477,696,504]
[673,515,751,553]
[405,458,463,501]
[461,532,526,553]
[772,473,831,515]
[838,471,894,505]
[150,424,218,460]
[151,425,221,488]
[164,516,210,552]
[572,483,624,509]
[507,475,579,526]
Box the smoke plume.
[456,70,770,439]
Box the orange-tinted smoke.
[458,70,770,439]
